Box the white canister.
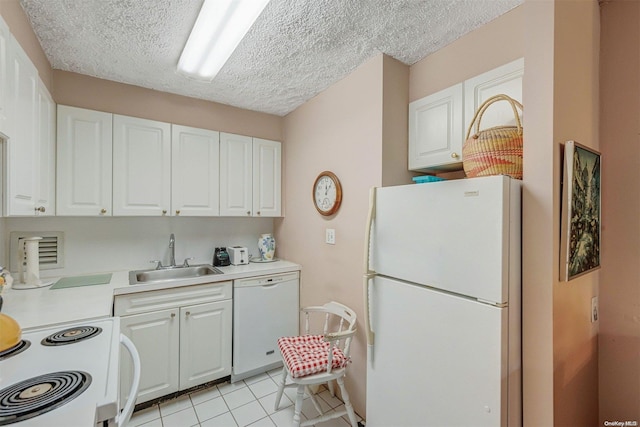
[20,237,42,286]
[257,233,276,260]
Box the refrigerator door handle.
[363,187,377,274]
[363,273,375,348]
[363,187,377,353]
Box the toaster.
[228,246,249,265]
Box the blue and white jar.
[258,233,276,261]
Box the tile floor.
[128,367,362,427]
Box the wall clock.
[313,171,342,216]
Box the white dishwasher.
[232,271,300,381]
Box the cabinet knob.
[170,313,176,318]
[35,206,45,213]
[257,211,261,216]
[162,210,167,215]
[185,311,191,317]
[175,210,181,215]
[100,208,107,214]
[451,152,459,159]
[246,211,251,216]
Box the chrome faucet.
[168,233,176,268]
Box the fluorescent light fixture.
[177,0,270,81]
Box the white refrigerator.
[363,175,521,427]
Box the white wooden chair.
[274,301,358,427]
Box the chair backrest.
[302,301,357,358]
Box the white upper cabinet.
[220,132,253,216]
[409,58,524,172]
[6,36,39,216]
[113,115,171,216]
[0,16,11,137]
[36,81,55,216]
[463,58,524,133]
[253,138,281,217]
[171,125,220,217]
[220,133,282,217]
[57,105,113,216]
[408,84,463,172]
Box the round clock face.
[313,172,342,216]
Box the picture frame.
[560,140,601,281]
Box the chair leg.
[336,376,358,427]
[293,384,305,427]
[274,367,287,411]
[327,378,336,396]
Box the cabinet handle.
[35,206,45,213]
[162,210,167,215]
[170,313,176,318]
[246,211,251,216]
[185,311,191,317]
[257,211,261,216]
[451,152,459,159]
[175,210,181,215]
[100,208,107,214]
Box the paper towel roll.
[23,237,42,287]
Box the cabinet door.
[219,132,253,216]
[0,16,10,137]
[252,138,281,217]
[35,82,55,216]
[120,308,180,405]
[57,106,113,216]
[6,36,38,216]
[179,300,232,390]
[171,125,220,216]
[408,83,463,171]
[463,58,524,133]
[113,115,171,216]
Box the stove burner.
[0,341,30,361]
[0,371,91,425]
[41,326,102,346]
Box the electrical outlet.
[591,296,599,323]
[326,228,336,245]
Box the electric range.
[0,317,140,426]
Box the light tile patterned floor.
[128,367,362,427]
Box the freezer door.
[371,175,520,304]
[366,276,520,427]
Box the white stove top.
[0,318,121,426]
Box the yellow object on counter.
[0,296,21,352]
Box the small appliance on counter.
[213,247,231,267]
[228,246,249,265]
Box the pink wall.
[599,0,640,422]
[0,0,52,90]
[279,55,386,417]
[551,1,600,425]
[53,71,282,141]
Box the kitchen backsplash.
[0,217,273,277]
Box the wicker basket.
[462,94,523,179]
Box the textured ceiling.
[19,0,523,116]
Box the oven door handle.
[117,334,141,427]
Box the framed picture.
[560,140,601,281]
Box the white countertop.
[1,260,301,330]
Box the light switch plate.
[326,228,336,245]
[591,296,598,323]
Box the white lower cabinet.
[119,307,180,403]
[114,281,232,405]
[179,300,232,390]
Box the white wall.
[2,217,273,277]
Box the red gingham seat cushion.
[277,334,349,379]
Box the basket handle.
[465,94,523,139]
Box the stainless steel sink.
[129,264,223,285]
